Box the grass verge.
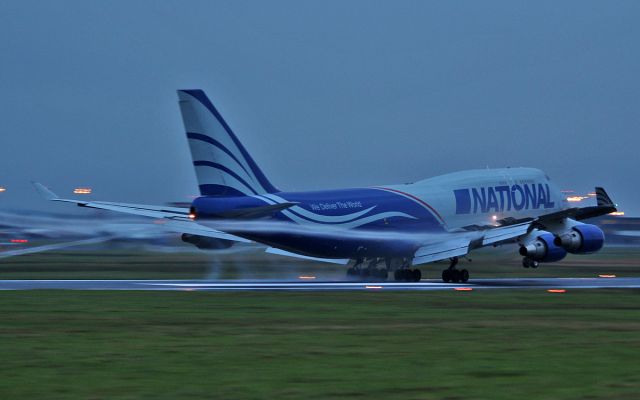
[1,290,639,399]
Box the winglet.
[595,187,615,207]
[32,182,59,201]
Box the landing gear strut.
[441,257,469,283]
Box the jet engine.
[181,233,234,250]
[553,224,604,254]
[519,232,567,263]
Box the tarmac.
[1,277,639,291]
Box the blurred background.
[0,0,639,213]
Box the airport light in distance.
[0,186,6,192]
[73,187,92,194]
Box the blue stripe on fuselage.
[191,188,445,258]
[193,188,443,232]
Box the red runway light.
[454,287,473,291]
[547,289,566,293]
[298,276,316,280]
[598,274,616,278]
[10,239,28,243]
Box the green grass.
[1,290,640,399]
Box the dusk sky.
[1,1,639,215]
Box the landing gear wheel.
[412,269,422,282]
[441,256,470,283]
[460,269,469,283]
[451,269,461,283]
[393,269,419,282]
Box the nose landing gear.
[522,257,539,269]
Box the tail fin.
[177,89,278,197]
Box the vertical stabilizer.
[178,89,278,197]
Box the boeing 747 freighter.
[35,90,617,282]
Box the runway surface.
[1,277,640,291]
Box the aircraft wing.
[412,221,532,266]
[411,185,615,266]
[33,182,251,244]
[412,237,471,265]
[538,187,617,222]
[34,182,190,219]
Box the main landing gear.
[346,258,422,282]
[394,268,421,282]
[346,258,388,281]
[441,257,469,283]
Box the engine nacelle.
[181,233,234,250]
[519,232,567,262]
[553,224,604,254]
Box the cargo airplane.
[34,89,617,282]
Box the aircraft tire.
[412,269,422,282]
[451,270,461,283]
[442,269,451,283]
[460,269,469,283]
